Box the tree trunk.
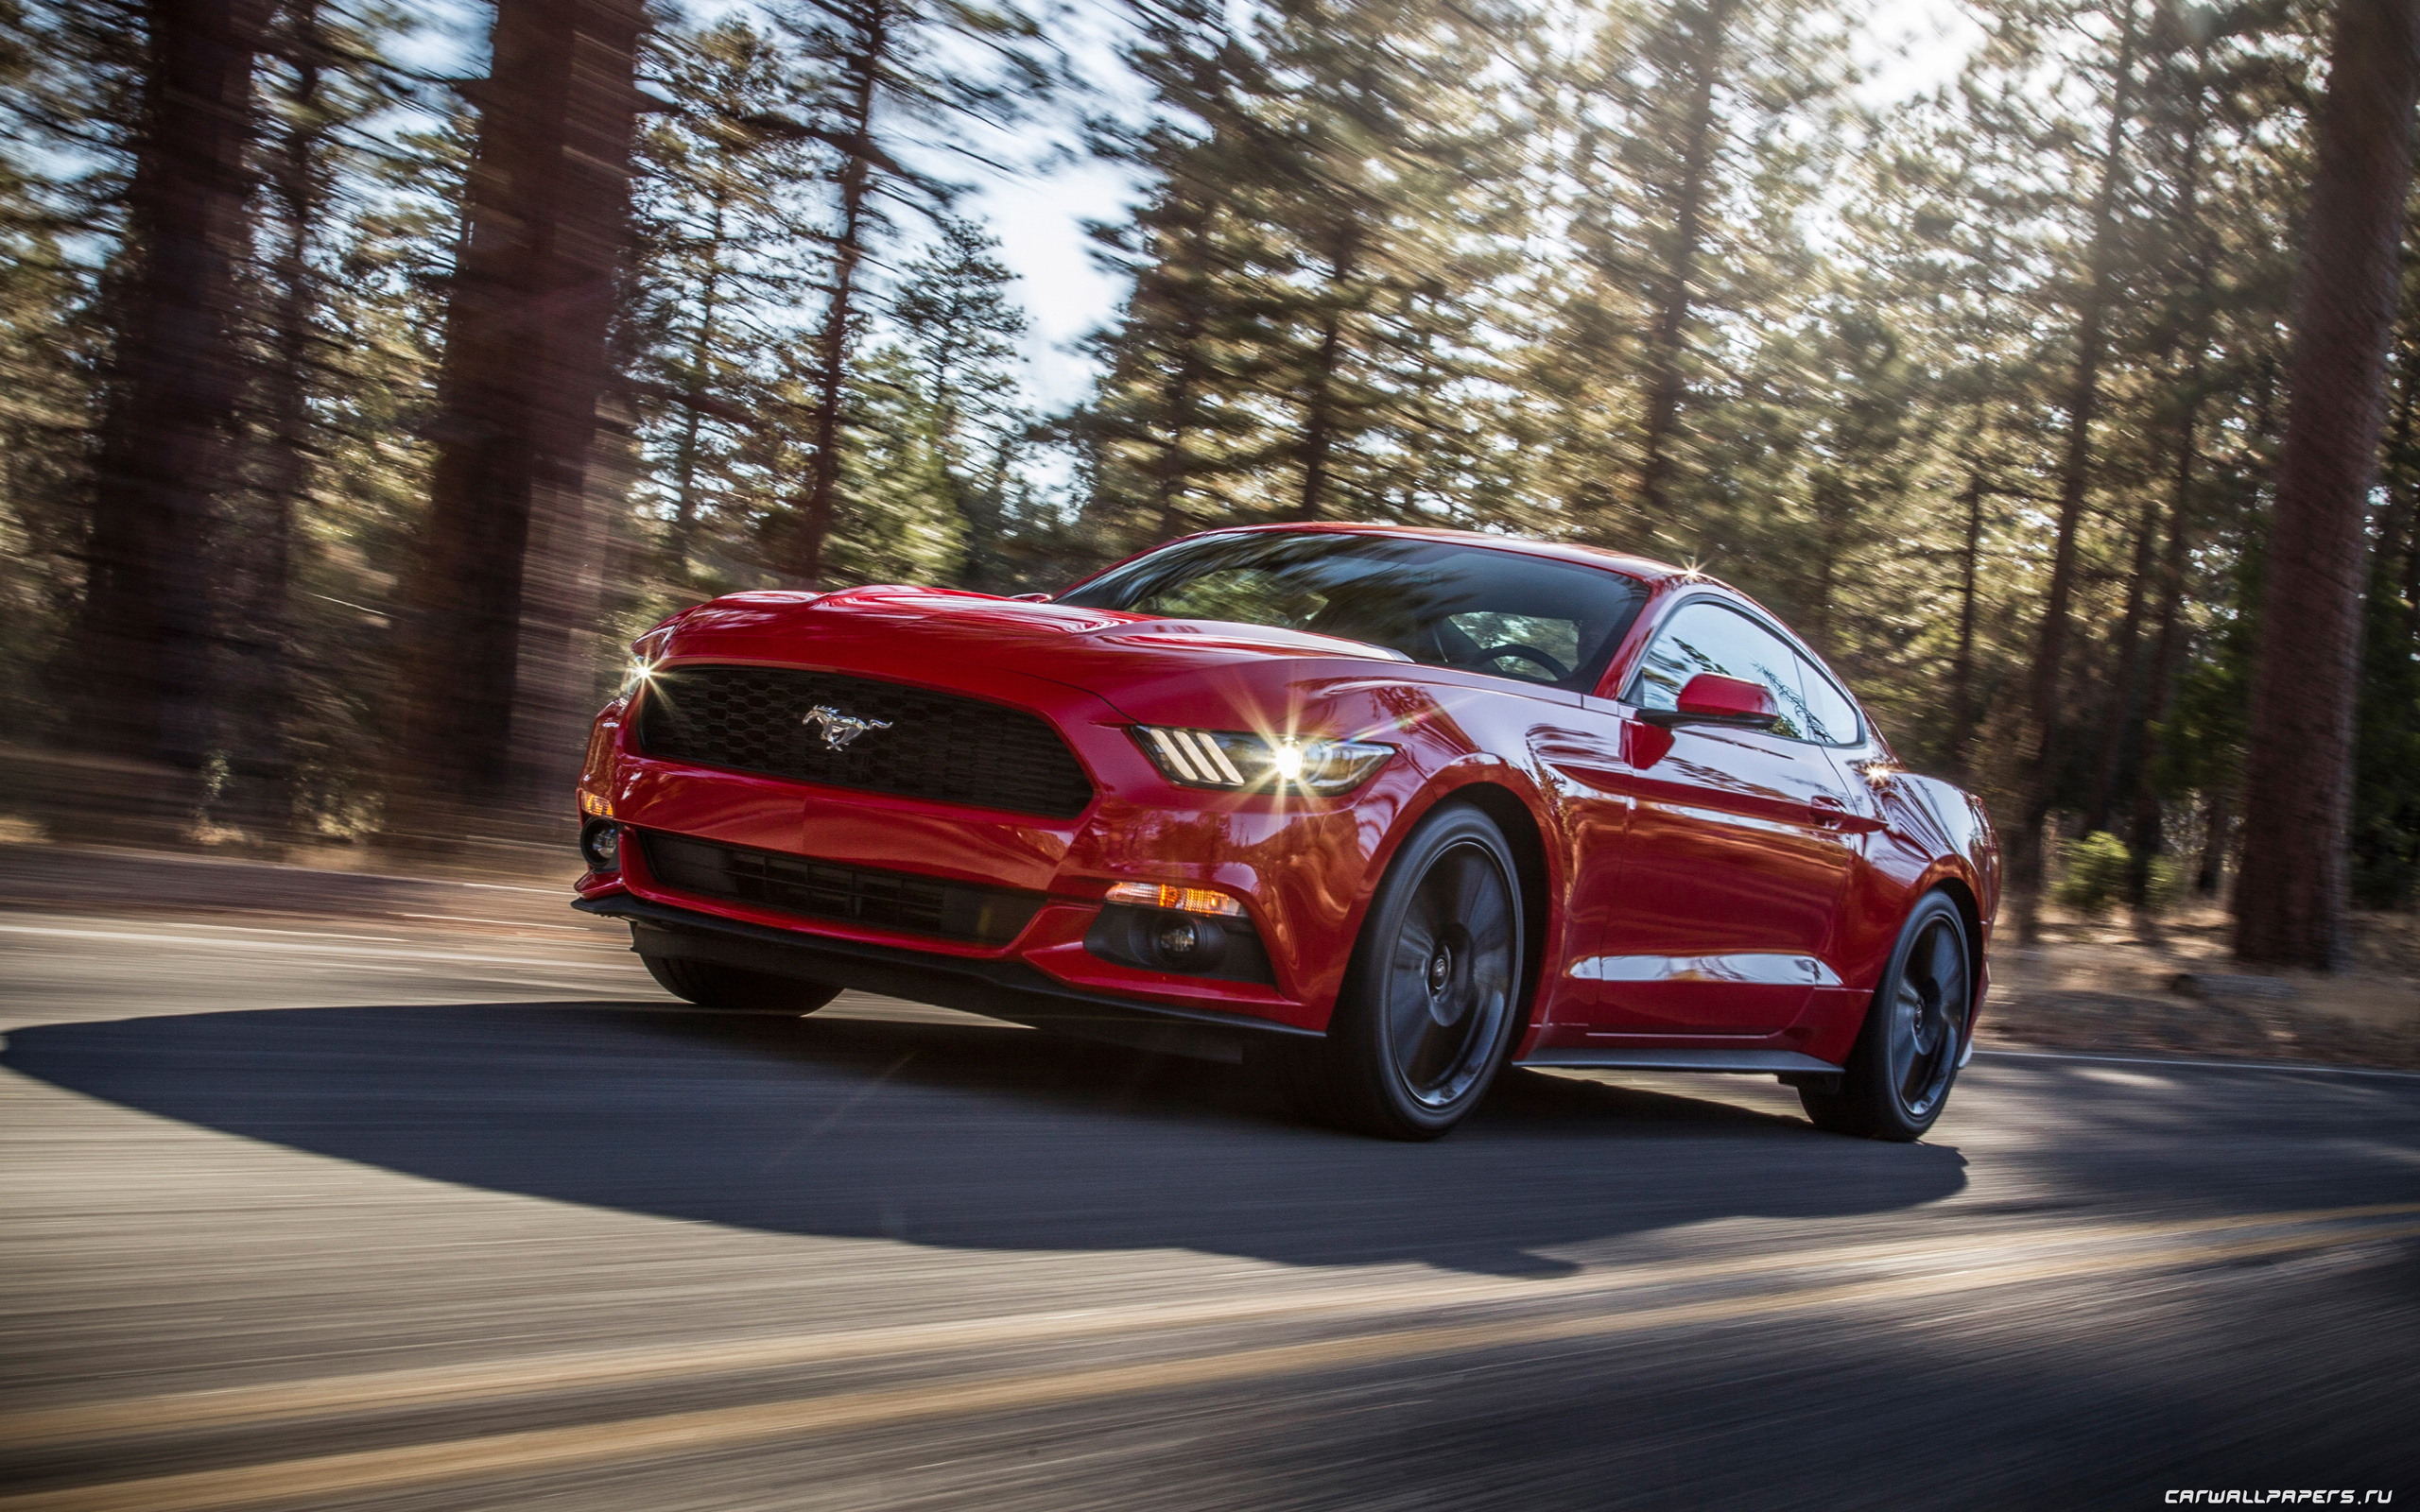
[2393,335,2420,616]
[2007,0,2139,943]
[2233,0,2420,968]
[783,0,886,587]
[1810,474,1848,650]
[1134,183,1216,544]
[393,0,648,835]
[2125,56,2213,910]
[1290,238,1357,523]
[2126,393,2200,909]
[667,211,728,578]
[1634,0,1736,523]
[2197,787,2230,896]
[1944,462,1985,780]
[2086,492,2159,834]
[221,0,325,842]
[69,0,267,834]
[954,439,1011,592]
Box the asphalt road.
[2,893,2416,1511]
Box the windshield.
[1058,531,1649,692]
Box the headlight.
[1133,726,1393,796]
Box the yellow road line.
[7,1215,2416,1512]
[6,1200,2414,1455]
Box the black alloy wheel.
[1800,890,1972,1141]
[640,953,842,1015]
[1272,804,1525,1140]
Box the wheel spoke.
[1889,982,1923,1093]
[1460,871,1512,944]
[1387,978,1440,1065]
[1889,917,1968,1117]
[1921,927,1960,1004]
[1442,849,1490,924]
[1375,836,1519,1108]
[1936,955,1970,1035]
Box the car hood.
[653,586,1411,708]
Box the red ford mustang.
[572,524,1998,1141]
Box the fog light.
[579,818,621,873]
[1148,910,1227,971]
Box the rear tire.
[1800,891,1972,1141]
[640,954,841,1015]
[1280,804,1527,1140]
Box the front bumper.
[576,891,1318,1062]
[578,671,1415,1036]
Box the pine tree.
[630,15,825,588]
[765,0,1055,586]
[392,0,652,833]
[67,0,268,837]
[892,217,1029,590]
[1549,0,1854,555]
[2235,0,2420,967]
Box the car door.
[1571,598,1868,1037]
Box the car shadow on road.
[1,1000,1966,1275]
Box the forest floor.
[0,833,2412,1073]
[1984,903,2420,1072]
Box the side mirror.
[1638,672,1780,731]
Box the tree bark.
[2392,335,2420,617]
[2233,0,2420,968]
[221,0,325,841]
[783,0,886,587]
[2087,491,2159,834]
[70,0,268,830]
[667,207,728,577]
[2007,0,2139,942]
[2126,53,2213,910]
[1634,0,1736,523]
[394,0,648,833]
[1944,462,1985,780]
[2197,787,2230,896]
[2126,395,2199,908]
[1290,239,1356,523]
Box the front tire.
[1801,891,1973,1141]
[640,954,841,1015]
[1281,804,1527,1140]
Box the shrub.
[2056,832,2134,917]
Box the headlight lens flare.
[1133,726,1393,796]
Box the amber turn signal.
[1104,881,1243,917]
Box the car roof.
[1197,522,1695,588]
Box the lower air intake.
[637,831,1046,947]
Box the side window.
[1627,602,1806,740]
[1793,654,1863,746]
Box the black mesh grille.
[638,831,1046,946]
[633,664,1094,819]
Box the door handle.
[1808,794,1851,829]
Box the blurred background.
[0,0,2414,965]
